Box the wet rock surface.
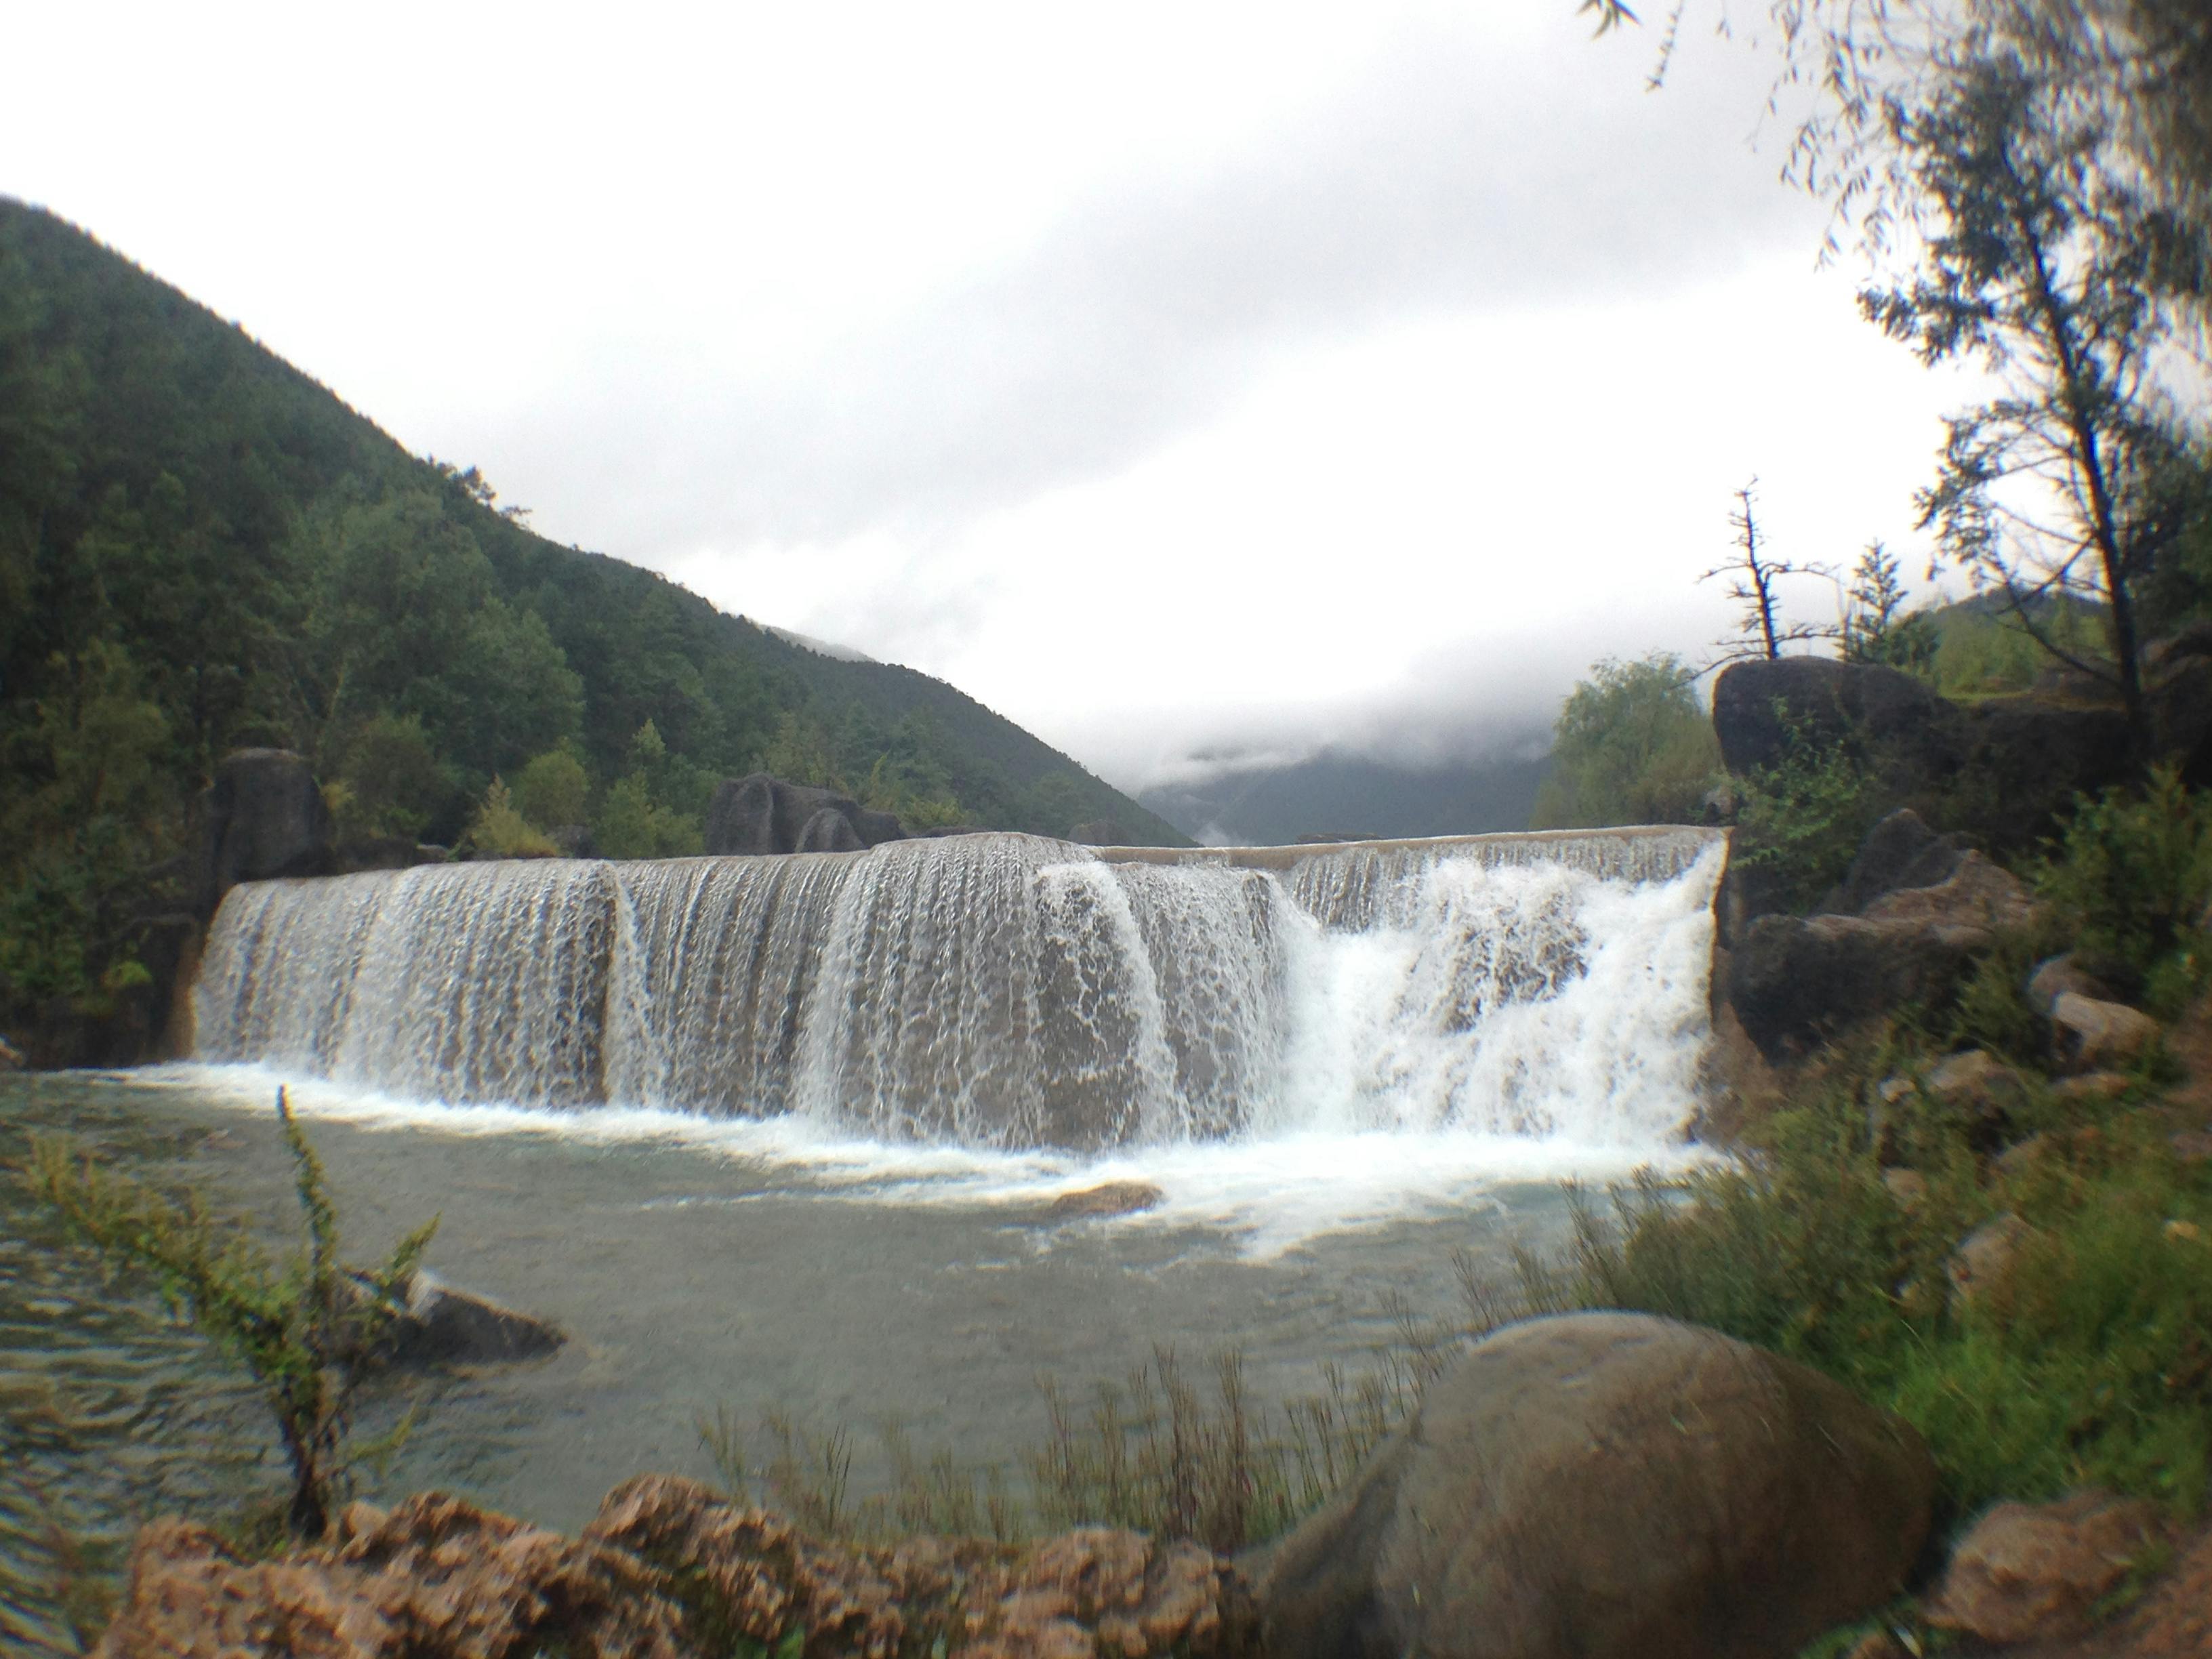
[91,1476,1257,1659]
[1042,1181,1166,1220]
[1253,1312,1936,1659]
[376,1269,566,1368]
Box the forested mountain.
[0,199,1184,1013]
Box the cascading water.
[191,829,1726,1153]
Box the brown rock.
[2171,1129,2212,1163]
[2026,953,2121,1017]
[2051,994,2163,1073]
[2054,1071,2133,1103]
[1925,1490,2163,1643]
[1950,1213,2034,1309]
[1923,1049,2028,1138]
[1254,1313,1935,1659]
[1044,1181,1165,1221]
[1883,1169,1930,1208]
[93,1476,1257,1659]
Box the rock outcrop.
[703,774,907,856]
[1727,836,2044,1060]
[91,1477,1257,1659]
[195,748,337,916]
[1252,1312,1935,1659]
[1711,657,2141,859]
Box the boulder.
[368,1270,566,1368]
[850,807,906,847]
[703,774,902,856]
[1043,1181,1164,1220]
[1948,1212,2034,1309]
[195,748,336,915]
[1711,659,2137,859]
[1925,1490,2163,1643]
[1883,1168,1929,1208]
[1818,808,1964,917]
[1727,853,2043,1060]
[2026,953,2121,1016]
[794,806,866,853]
[1713,658,1963,782]
[91,1476,1256,1659]
[2053,1070,2133,1103]
[1921,1049,2026,1145]
[1253,1313,1934,1659]
[2051,993,2163,1073]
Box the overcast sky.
[5,2,1974,792]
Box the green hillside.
[0,199,1186,1018]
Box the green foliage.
[0,193,1187,996]
[1730,709,1883,911]
[22,1090,439,1540]
[592,724,704,859]
[1928,597,2110,697]
[1530,653,1721,830]
[1839,544,1939,678]
[2034,766,2212,1008]
[1860,43,2210,733]
[511,747,589,830]
[1530,1044,2212,1521]
[468,777,558,859]
[331,712,455,842]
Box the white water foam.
[167,828,1726,1252]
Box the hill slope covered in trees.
[0,199,1186,1021]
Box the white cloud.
[2,1,1973,795]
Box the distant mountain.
[1141,748,1551,846]
[0,198,1186,854]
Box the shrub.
[468,777,558,859]
[1730,710,1884,912]
[1530,1044,2212,1521]
[2035,765,2212,1008]
[511,747,590,830]
[1530,654,1721,830]
[22,1090,438,1540]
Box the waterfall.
[192,829,1725,1151]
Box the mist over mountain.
[1140,745,1551,846]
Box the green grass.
[1538,1036,2212,1525]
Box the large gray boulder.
[702,773,904,855]
[794,805,865,853]
[1713,657,1962,781]
[1254,1313,1934,1659]
[195,748,336,915]
[1727,850,2042,1061]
